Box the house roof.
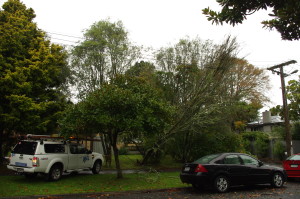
[247,115,284,126]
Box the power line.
[46,31,84,40]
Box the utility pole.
[267,60,297,157]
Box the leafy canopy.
[0,0,69,134]
[203,0,300,40]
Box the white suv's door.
[77,145,93,169]
[68,144,81,170]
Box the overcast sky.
[1,0,299,111]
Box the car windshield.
[287,154,300,160]
[12,141,37,155]
[193,154,220,164]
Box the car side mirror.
[258,161,264,167]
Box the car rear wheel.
[214,175,229,193]
[271,172,284,188]
[47,165,62,181]
[92,160,101,174]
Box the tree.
[203,0,300,40]
[0,0,69,161]
[70,19,141,99]
[286,78,300,121]
[80,76,173,178]
[270,77,300,121]
[141,36,241,164]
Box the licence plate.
[184,167,190,172]
[291,164,298,168]
[17,168,24,173]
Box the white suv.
[7,138,104,181]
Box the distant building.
[246,110,284,132]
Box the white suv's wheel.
[92,160,101,174]
[47,165,62,181]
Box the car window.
[77,145,88,154]
[69,145,78,154]
[240,154,259,166]
[193,154,220,164]
[12,141,37,155]
[44,144,65,153]
[223,155,241,164]
[287,154,300,160]
[69,144,88,154]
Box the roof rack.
[26,134,64,141]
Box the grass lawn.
[0,172,187,197]
[102,154,183,170]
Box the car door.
[223,154,249,185]
[68,144,80,170]
[239,154,270,184]
[77,144,93,169]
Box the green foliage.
[203,0,300,40]
[273,140,285,160]
[70,19,141,99]
[60,75,174,178]
[0,0,69,160]
[241,132,269,158]
[270,77,300,121]
[292,122,300,140]
[167,130,244,163]
[287,78,300,121]
[83,76,174,136]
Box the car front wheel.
[214,175,229,193]
[271,172,284,188]
[92,160,101,174]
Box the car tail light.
[194,164,208,173]
[32,157,39,167]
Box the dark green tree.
[203,0,300,40]
[0,0,69,161]
[76,76,173,178]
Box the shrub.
[273,140,285,160]
[166,130,245,163]
[241,132,269,158]
[292,122,300,140]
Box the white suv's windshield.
[12,141,37,155]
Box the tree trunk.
[0,127,4,164]
[109,130,123,179]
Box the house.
[246,110,284,132]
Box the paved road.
[4,180,300,199]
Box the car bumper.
[7,165,36,173]
[285,170,300,178]
[180,172,211,187]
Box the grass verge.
[0,172,187,197]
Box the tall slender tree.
[70,19,141,99]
